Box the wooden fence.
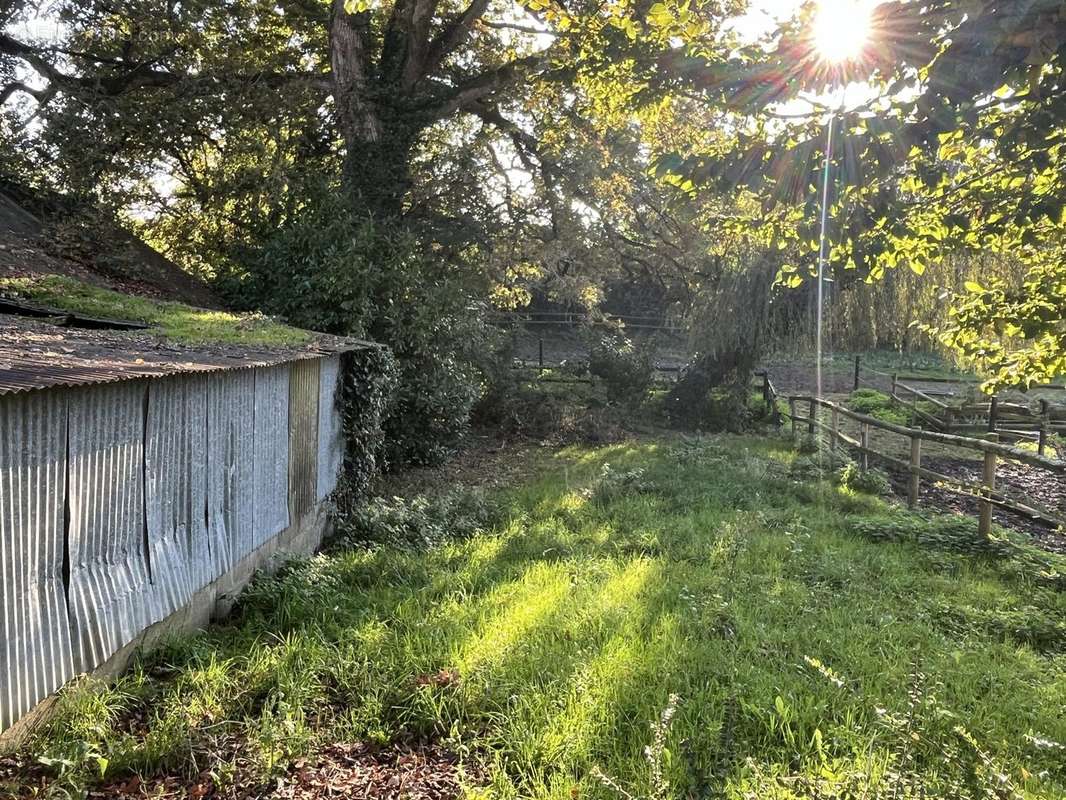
[851,356,1066,454]
[787,394,1066,534]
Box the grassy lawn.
[0,275,311,346]
[15,434,1066,798]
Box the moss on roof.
[0,275,311,347]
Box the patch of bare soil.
[884,457,1066,553]
[761,357,860,395]
[3,740,473,800]
[272,742,472,800]
[374,430,549,498]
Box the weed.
[849,388,911,425]
[592,694,680,800]
[836,461,892,495]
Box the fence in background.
[851,356,1066,454]
[787,395,1066,534]
[0,356,344,732]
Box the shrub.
[335,489,492,550]
[337,345,398,498]
[588,333,654,407]
[219,190,498,469]
[835,461,891,495]
[847,389,909,425]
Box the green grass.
[20,435,1066,798]
[0,275,311,346]
[828,350,972,380]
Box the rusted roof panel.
[0,313,376,395]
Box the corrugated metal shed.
[0,313,375,396]
[0,390,75,730]
[0,310,382,733]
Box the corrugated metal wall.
[0,390,75,731]
[67,381,156,674]
[252,366,290,548]
[0,357,344,732]
[316,356,344,500]
[288,360,320,521]
[206,370,256,573]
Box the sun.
[812,0,872,63]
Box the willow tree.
[660,0,1066,387]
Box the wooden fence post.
[830,405,840,455]
[763,372,771,410]
[908,435,921,509]
[853,356,861,391]
[891,373,898,395]
[860,423,870,471]
[808,398,817,435]
[1038,399,1049,456]
[979,435,998,537]
[988,396,998,433]
[789,398,798,439]
[944,406,954,433]
[538,338,544,368]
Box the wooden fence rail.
[851,356,1066,455]
[787,394,1066,533]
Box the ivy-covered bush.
[338,345,398,497]
[217,189,497,468]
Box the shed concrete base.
[0,503,332,750]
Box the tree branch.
[403,0,440,88]
[420,0,492,80]
[426,51,559,119]
[1,31,330,106]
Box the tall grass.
[17,435,1066,799]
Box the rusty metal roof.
[0,313,375,395]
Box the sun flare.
[812,0,872,63]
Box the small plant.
[584,462,657,505]
[836,461,891,495]
[848,388,910,425]
[592,694,680,800]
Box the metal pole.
[815,111,835,402]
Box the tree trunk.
[330,0,420,220]
[341,121,419,220]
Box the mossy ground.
[0,275,310,347]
